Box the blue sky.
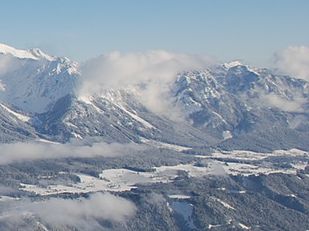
[1,0,308,65]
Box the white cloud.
[0,55,13,76]
[0,141,145,165]
[274,46,309,81]
[30,193,136,224]
[262,93,306,112]
[0,192,136,230]
[80,50,215,120]
[0,80,5,91]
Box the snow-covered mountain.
[173,63,309,150]
[0,43,79,114]
[0,43,308,151]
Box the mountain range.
[0,43,309,231]
[0,43,308,152]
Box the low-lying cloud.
[80,50,214,120]
[0,55,15,76]
[0,192,136,230]
[0,141,145,165]
[274,46,309,81]
[262,93,306,112]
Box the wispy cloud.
[0,141,145,165]
[262,93,306,112]
[274,46,309,81]
[0,192,136,230]
[79,50,214,120]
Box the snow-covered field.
[196,148,308,161]
[19,163,217,195]
[196,148,308,176]
[19,149,308,196]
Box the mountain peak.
[0,43,54,61]
[29,48,55,61]
[223,60,244,69]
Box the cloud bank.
[0,192,136,230]
[0,141,144,165]
[80,50,214,120]
[274,46,309,81]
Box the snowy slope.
[0,101,36,142]
[0,43,45,60]
[173,63,309,150]
[0,43,79,114]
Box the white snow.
[18,149,308,196]
[36,139,60,144]
[0,43,39,60]
[272,148,308,156]
[197,149,309,162]
[292,162,308,170]
[116,104,155,129]
[238,190,247,194]
[0,103,30,122]
[78,95,103,113]
[208,224,222,229]
[223,61,243,69]
[20,169,173,195]
[0,43,54,61]
[20,173,133,195]
[140,137,191,152]
[0,81,5,91]
[168,195,191,199]
[202,149,309,175]
[155,163,215,177]
[36,221,50,231]
[223,61,260,77]
[221,162,296,176]
[195,149,308,176]
[212,197,236,210]
[30,48,54,61]
[19,162,223,195]
[78,95,156,130]
[238,222,251,230]
[166,201,173,212]
[216,188,246,194]
[0,46,78,114]
[211,111,228,125]
[223,130,233,140]
[71,132,83,139]
[64,121,78,129]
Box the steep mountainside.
[0,44,79,114]
[173,63,309,151]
